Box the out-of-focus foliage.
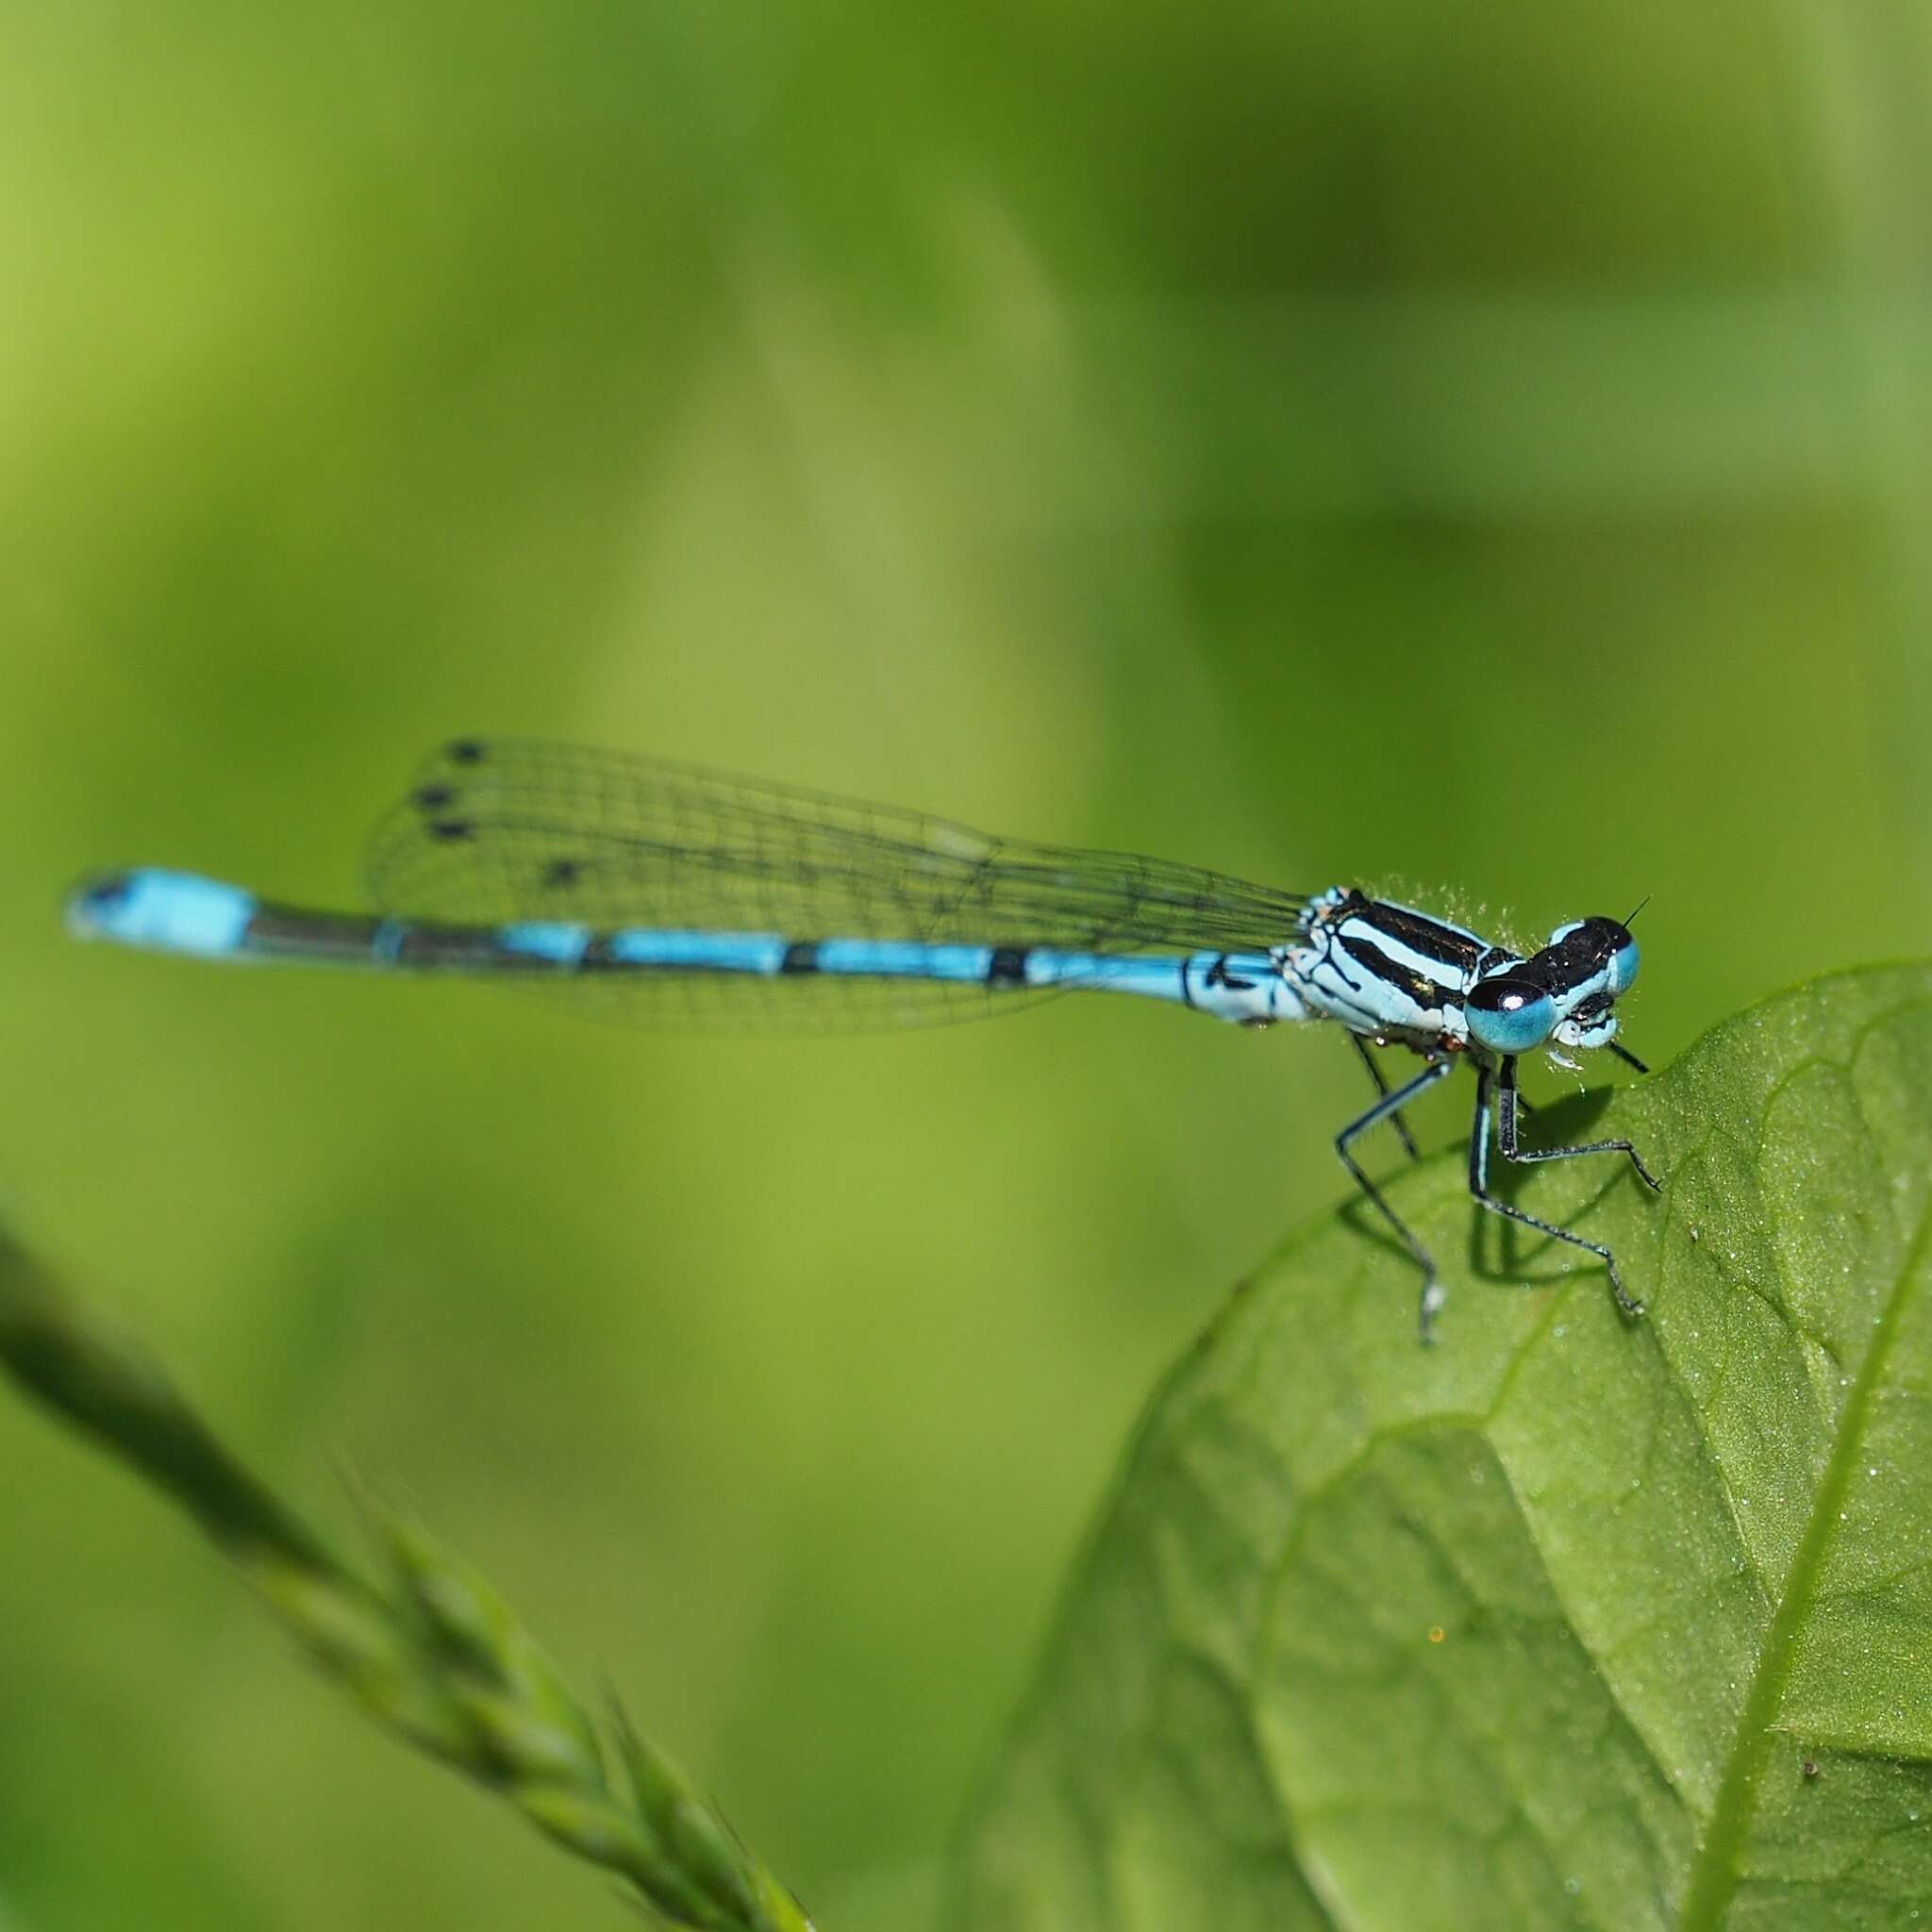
[1,5,1929,1927]
[0,1233,814,1932]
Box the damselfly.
[68,738,1661,1338]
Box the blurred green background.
[3,5,1930,1927]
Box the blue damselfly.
[69,738,1661,1337]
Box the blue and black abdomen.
[70,740,1316,1031]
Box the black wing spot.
[428,820,475,842]
[447,740,486,765]
[414,784,456,810]
[541,858,585,889]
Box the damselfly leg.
[1333,1056,1455,1340]
[1468,1057,1658,1317]
[1349,1033,1423,1161]
[1495,1055,1660,1192]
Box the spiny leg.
[1334,1056,1455,1341]
[1350,1032,1421,1161]
[1468,1058,1650,1317]
[1496,1055,1662,1193]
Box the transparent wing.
[365,738,1308,1031]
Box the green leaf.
[946,966,1932,1931]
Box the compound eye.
[1466,975,1557,1054]
[1604,925,1640,996]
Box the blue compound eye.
[1606,930,1640,996]
[1466,975,1557,1054]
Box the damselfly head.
[1467,915,1641,1058]
[1542,917,1639,1051]
[1542,917,1640,993]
